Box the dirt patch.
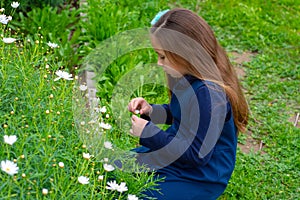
[234,67,246,79]
[229,51,265,154]
[238,130,266,154]
[229,51,257,79]
[230,51,256,64]
[288,113,300,128]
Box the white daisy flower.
[106,180,119,191]
[47,41,58,48]
[4,135,17,145]
[78,176,89,184]
[11,2,20,8]
[128,194,139,200]
[117,182,128,193]
[42,188,48,195]
[0,14,9,24]
[98,175,104,181]
[0,8,5,12]
[100,106,107,113]
[103,163,115,172]
[58,162,64,168]
[79,84,87,91]
[54,70,73,81]
[1,160,19,175]
[104,141,113,150]
[2,37,17,44]
[83,153,91,160]
[99,122,112,130]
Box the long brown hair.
[151,8,249,133]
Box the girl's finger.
[133,100,140,111]
[128,100,136,112]
[140,108,146,115]
[131,115,138,122]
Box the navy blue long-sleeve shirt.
[135,75,238,200]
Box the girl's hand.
[128,97,153,116]
[130,115,148,137]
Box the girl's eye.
[159,55,165,59]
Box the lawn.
[0,0,299,199]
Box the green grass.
[1,0,299,199]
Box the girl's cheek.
[157,59,163,66]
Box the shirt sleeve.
[138,84,227,169]
[141,104,173,125]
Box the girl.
[128,8,248,200]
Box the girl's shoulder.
[172,74,223,94]
[185,75,221,91]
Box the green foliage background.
[0,0,299,199]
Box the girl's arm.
[137,84,228,168]
[141,104,173,125]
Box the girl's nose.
[157,59,163,66]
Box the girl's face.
[151,39,187,78]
